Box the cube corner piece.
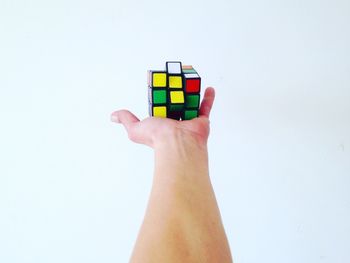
[150,71,167,88]
[183,109,199,120]
[184,73,201,93]
[151,106,167,118]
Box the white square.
[184,73,200,78]
[167,62,182,74]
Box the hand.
[111,87,215,148]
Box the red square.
[186,79,200,93]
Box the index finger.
[199,87,215,118]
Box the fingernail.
[110,114,119,123]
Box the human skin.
[111,87,232,263]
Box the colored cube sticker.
[166,61,182,74]
[150,71,167,88]
[185,94,200,108]
[152,89,167,104]
[148,61,201,120]
[153,106,167,118]
[169,104,184,112]
[170,91,184,104]
[182,65,197,74]
[168,111,182,120]
[184,73,201,93]
[182,65,193,70]
[183,110,199,120]
[169,75,183,89]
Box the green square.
[186,94,200,108]
[169,104,184,112]
[153,90,167,104]
[182,69,197,74]
[183,110,198,120]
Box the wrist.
[153,127,208,154]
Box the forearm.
[130,130,232,262]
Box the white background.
[1,0,349,262]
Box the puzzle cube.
[148,61,201,120]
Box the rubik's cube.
[148,61,201,120]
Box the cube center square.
[170,90,185,104]
[152,72,167,88]
[168,75,183,89]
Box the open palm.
[111,87,215,148]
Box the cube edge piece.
[166,61,183,74]
[153,89,167,104]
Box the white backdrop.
[1,0,349,262]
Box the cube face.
[153,89,167,104]
[170,90,184,104]
[152,72,167,87]
[168,75,183,88]
[185,94,200,108]
[153,106,167,118]
[183,110,198,120]
[166,61,182,74]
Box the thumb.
[111,110,140,140]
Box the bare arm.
[111,88,232,263]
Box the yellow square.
[153,73,167,87]
[153,106,167,117]
[170,91,184,103]
[169,76,182,88]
